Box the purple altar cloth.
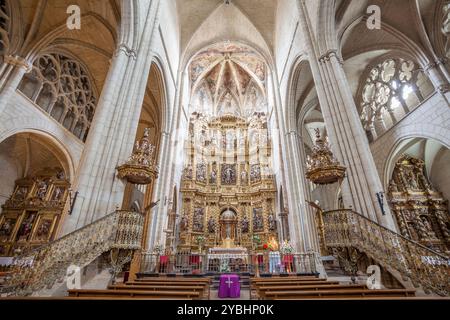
[218,274,240,298]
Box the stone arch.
[0,130,76,210]
[382,133,450,192]
[0,119,80,180]
[285,55,313,133]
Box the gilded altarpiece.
[0,168,70,256]
[388,155,450,253]
[178,113,278,252]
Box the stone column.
[0,55,31,115]
[270,69,317,253]
[61,0,161,235]
[147,69,186,250]
[285,130,320,252]
[296,0,395,229]
[425,61,450,104]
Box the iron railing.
[322,209,450,296]
[139,251,318,275]
[1,210,144,296]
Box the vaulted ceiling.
[176,0,278,61]
[189,42,267,117]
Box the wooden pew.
[251,276,319,282]
[109,284,208,299]
[134,277,211,284]
[264,288,416,299]
[124,278,211,298]
[67,289,201,300]
[256,284,367,299]
[251,279,337,292]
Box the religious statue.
[226,132,235,149]
[238,134,245,150]
[14,187,28,200]
[210,168,217,184]
[208,217,215,233]
[388,180,399,193]
[241,169,248,184]
[193,208,204,232]
[405,169,418,190]
[18,214,36,241]
[56,170,65,180]
[36,219,52,240]
[196,163,207,182]
[179,215,188,232]
[241,215,249,233]
[268,213,276,231]
[0,219,14,237]
[250,164,261,182]
[253,209,264,232]
[184,164,193,180]
[221,165,236,185]
[130,127,155,166]
[36,180,49,200]
[421,216,437,239]
[52,187,64,201]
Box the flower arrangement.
[153,243,163,254]
[280,240,294,254]
[196,235,206,245]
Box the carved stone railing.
[1,210,144,296]
[322,209,450,296]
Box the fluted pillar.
[270,67,317,253]
[425,61,450,103]
[61,1,161,235]
[296,0,395,229]
[0,55,31,115]
[285,131,320,252]
[147,69,186,250]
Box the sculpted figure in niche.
[36,180,49,200]
[210,168,217,184]
[208,217,215,233]
[253,209,263,231]
[405,170,418,190]
[15,187,28,200]
[388,180,399,193]
[268,213,276,231]
[241,215,249,233]
[421,216,437,239]
[193,208,204,232]
[179,215,188,232]
[241,169,248,184]
[184,164,193,180]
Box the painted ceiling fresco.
[189,42,267,118]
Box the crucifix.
[225,276,233,288]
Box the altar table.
[218,274,240,298]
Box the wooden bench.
[251,280,337,292]
[67,289,201,300]
[134,277,211,283]
[109,284,209,299]
[264,288,416,299]
[256,284,367,299]
[251,276,319,282]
